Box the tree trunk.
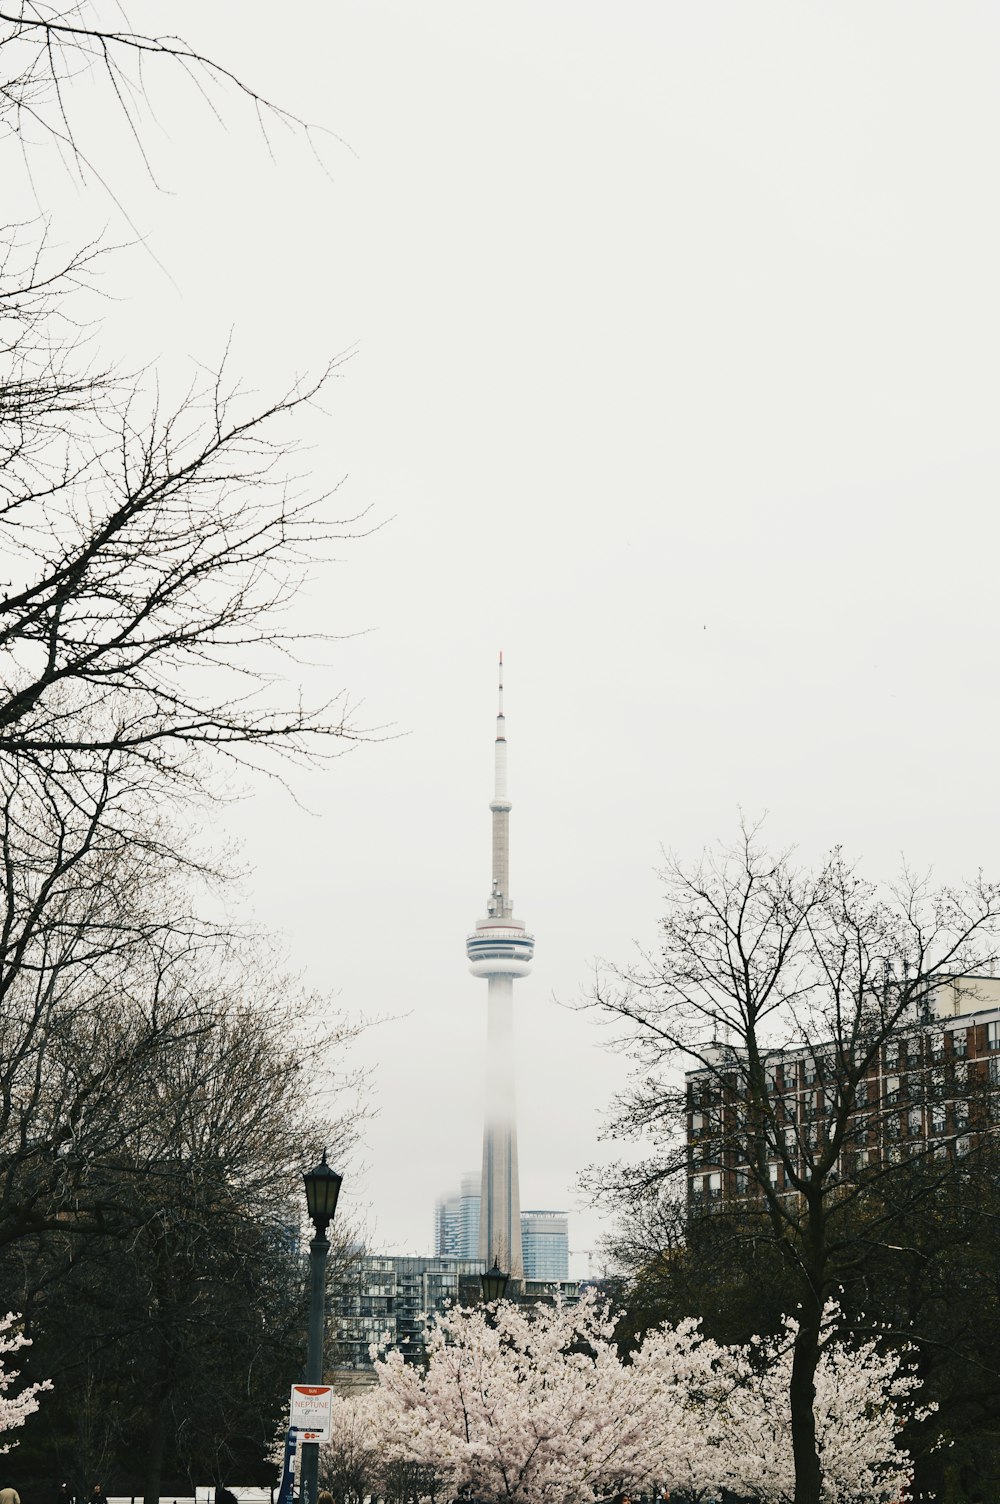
[789,1298,823,1504]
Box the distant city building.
[434,1191,461,1257]
[520,1210,569,1280]
[333,1254,484,1370]
[332,1251,581,1372]
[436,1186,570,1279]
[434,1173,482,1259]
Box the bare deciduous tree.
[0,10,371,1496]
[587,823,1000,1504]
[0,4,367,791]
[0,355,367,775]
[8,954,364,1503]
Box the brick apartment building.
[687,974,1000,1205]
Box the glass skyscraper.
[434,1172,482,1260]
[520,1210,569,1280]
[436,1181,570,1280]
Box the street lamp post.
[300,1151,343,1504]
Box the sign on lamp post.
[290,1383,334,1444]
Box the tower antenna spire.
[494,650,507,818]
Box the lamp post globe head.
[481,1259,509,1304]
[303,1150,343,1235]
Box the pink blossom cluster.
[325,1292,926,1504]
[0,1312,51,1454]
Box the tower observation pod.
[466,653,533,1279]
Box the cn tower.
[466,653,534,1278]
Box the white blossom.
[371,1291,655,1503]
[751,1307,930,1504]
[334,1293,932,1504]
[0,1313,51,1453]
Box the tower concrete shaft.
[466,653,533,1279]
[480,974,522,1275]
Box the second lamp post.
[300,1151,343,1504]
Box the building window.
[988,1021,1000,1051]
[885,1075,901,1104]
[907,1108,923,1137]
[692,1172,723,1201]
[950,1029,968,1059]
[922,1066,945,1101]
[802,1057,817,1085]
[955,1136,971,1158]
[931,1106,946,1136]
[930,1032,945,1062]
[989,1056,1000,1086]
[885,1041,901,1070]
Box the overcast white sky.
[22,3,1000,1271]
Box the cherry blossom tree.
[0,1311,49,1451]
[318,1392,386,1503]
[363,1293,930,1504]
[628,1316,752,1499]
[632,1303,927,1503]
[371,1292,657,1504]
[715,1308,930,1504]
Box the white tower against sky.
[466,654,534,1278]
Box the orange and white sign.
[290,1384,334,1442]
